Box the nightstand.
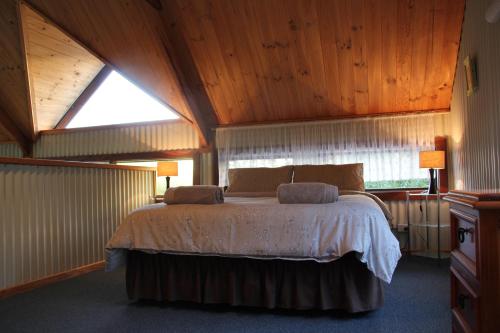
[444,191,500,333]
[405,191,442,258]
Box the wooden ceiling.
[19,3,105,131]
[0,0,465,149]
[0,0,34,148]
[164,0,465,124]
[27,0,195,122]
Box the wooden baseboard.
[0,261,105,299]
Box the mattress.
[106,195,401,283]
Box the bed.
[106,193,401,313]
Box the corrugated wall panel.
[33,121,199,158]
[0,163,154,290]
[450,0,500,190]
[0,143,23,158]
[200,152,214,185]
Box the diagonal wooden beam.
[55,65,112,129]
[0,106,32,155]
[156,1,218,146]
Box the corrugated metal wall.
[450,0,500,190]
[386,199,450,255]
[0,143,23,158]
[200,152,214,185]
[0,162,155,290]
[33,121,199,158]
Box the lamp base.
[427,168,437,194]
[166,176,170,190]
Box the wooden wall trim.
[215,109,450,130]
[41,119,186,135]
[0,157,155,171]
[55,66,113,129]
[43,148,210,163]
[0,261,104,299]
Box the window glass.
[67,71,178,128]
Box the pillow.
[293,163,365,191]
[226,166,294,193]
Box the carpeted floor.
[0,255,449,333]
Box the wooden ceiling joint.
[156,1,219,146]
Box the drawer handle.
[457,227,474,243]
[458,294,470,309]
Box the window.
[67,71,178,128]
[216,113,447,190]
[117,159,193,195]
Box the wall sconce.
[485,0,500,23]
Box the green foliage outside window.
[364,178,429,190]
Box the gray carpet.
[0,255,450,333]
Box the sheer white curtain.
[216,113,449,186]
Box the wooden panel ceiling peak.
[19,2,105,131]
[165,0,465,125]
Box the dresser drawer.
[451,267,479,333]
[450,209,478,276]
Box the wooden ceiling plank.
[350,0,369,115]
[159,0,218,145]
[19,2,106,131]
[380,0,398,114]
[239,0,283,122]
[435,0,465,109]
[166,1,231,125]
[317,0,342,115]
[421,0,447,111]
[283,0,317,119]
[409,0,434,111]
[209,0,264,123]
[191,0,246,124]
[55,65,112,129]
[364,0,383,114]
[263,0,298,120]
[240,0,283,122]
[296,0,330,117]
[333,0,356,114]
[394,0,414,112]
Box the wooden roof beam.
[0,106,32,155]
[155,1,218,146]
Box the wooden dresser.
[444,191,500,333]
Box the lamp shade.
[419,151,445,169]
[157,161,178,177]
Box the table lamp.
[157,161,178,190]
[419,151,445,194]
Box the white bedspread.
[106,195,401,283]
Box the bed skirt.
[126,251,384,313]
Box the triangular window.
[66,70,178,128]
